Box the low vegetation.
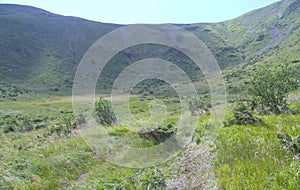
[215,113,300,189]
[224,100,263,126]
[0,96,173,189]
[138,123,177,143]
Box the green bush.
[139,124,177,143]
[59,112,77,135]
[0,114,47,132]
[248,63,298,114]
[95,96,117,126]
[224,101,263,126]
[193,124,210,144]
[48,112,80,136]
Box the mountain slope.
[0,4,120,94]
[186,0,300,65]
[0,0,300,96]
[218,0,300,62]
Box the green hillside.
[0,4,120,95]
[1,1,300,96]
[0,1,300,95]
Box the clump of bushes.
[224,101,263,126]
[0,81,31,101]
[0,111,85,135]
[139,124,177,143]
[48,111,87,136]
[126,169,167,189]
[49,112,77,136]
[0,114,48,132]
[95,96,117,126]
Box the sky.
[0,0,280,24]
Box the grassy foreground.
[0,96,300,189]
[215,112,300,189]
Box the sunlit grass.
[215,113,300,189]
[1,95,300,189]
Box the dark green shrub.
[248,63,298,114]
[224,101,263,126]
[48,112,77,136]
[95,96,117,126]
[76,113,86,125]
[193,124,210,144]
[139,124,177,143]
[138,169,166,189]
[0,114,46,132]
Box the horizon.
[0,0,280,24]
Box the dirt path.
[166,141,219,190]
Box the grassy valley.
[1,0,300,189]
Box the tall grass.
[215,114,300,189]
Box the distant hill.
[0,4,120,95]
[0,0,299,96]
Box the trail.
[166,141,220,190]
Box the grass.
[0,95,179,189]
[1,93,300,189]
[0,128,172,189]
[0,129,96,189]
[0,98,171,189]
[215,113,300,189]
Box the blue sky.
[0,0,279,24]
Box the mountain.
[185,0,300,65]
[0,4,120,95]
[0,0,300,97]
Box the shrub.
[139,124,177,143]
[95,96,117,126]
[193,123,210,144]
[75,113,86,126]
[224,101,263,126]
[0,114,47,132]
[248,63,298,114]
[59,112,77,135]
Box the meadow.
[0,93,299,189]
